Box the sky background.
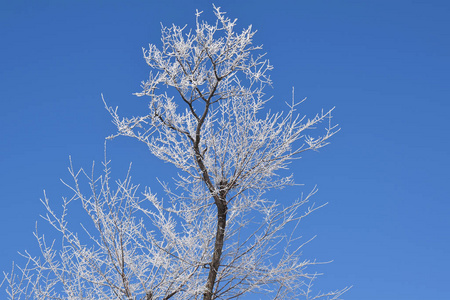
[1,0,449,299]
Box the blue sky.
[1,0,449,299]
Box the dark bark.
[185,76,227,300]
[192,138,228,300]
[203,181,228,300]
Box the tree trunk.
[203,182,228,300]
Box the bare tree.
[2,6,349,300]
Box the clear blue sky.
[1,1,449,299]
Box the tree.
[2,6,349,300]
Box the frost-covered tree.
[2,6,349,300]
